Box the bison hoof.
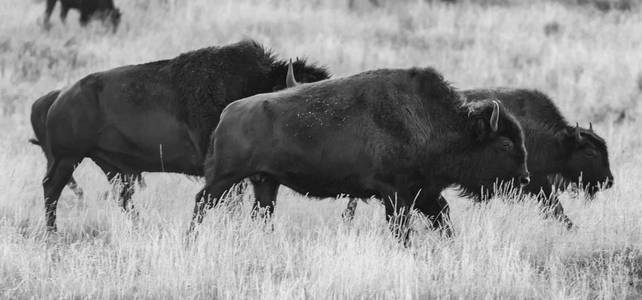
[341,210,355,223]
[438,226,454,238]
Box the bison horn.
[589,122,593,132]
[286,59,298,88]
[575,122,582,141]
[490,100,500,132]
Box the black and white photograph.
[0,0,639,298]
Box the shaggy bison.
[32,40,329,231]
[189,68,529,242]
[44,0,122,32]
[342,88,614,228]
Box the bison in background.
[189,67,529,244]
[343,88,614,229]
[31,40,329,232]
[44,0,122,32]
[463,89,613,196]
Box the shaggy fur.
[192,67,528,240]
[462,88,612,197]
[31,39,329,231]
[167,40,329,149]
[344,88,613,229]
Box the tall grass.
[0,0,640,298]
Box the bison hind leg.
[341,198,359,223]
[66,176,84,200]
[43,156,83,232]
[250,174,279,220]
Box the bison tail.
[29,138,41,146]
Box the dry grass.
[0,0,641,298]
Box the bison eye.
[501,139,514,151]
[585,149,598,157]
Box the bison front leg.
[44,0,57,29]
[545,196,573,229]
[383,196,413,247]
[250,174,279,219]
[414,194,453,237]
[526,175,574,229]
[78,9,91,26]
[60,3,70,24]
[116,174,141,218]
[341,198,359,222]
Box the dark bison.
[189,67,530,242]
[342,88,614,228]
[33,40,329,231]
[44,0,122,32]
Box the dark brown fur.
[190,68,529,243]
[463,88,613,199]
[343,88,614,228]
[31,40,329,231]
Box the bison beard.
[190,67,530,245]
[31,40,329,232]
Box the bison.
[189,67,530,242]
[32,40,329,231]
[342,88,614,228]
[44,0,122,32]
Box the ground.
[0,0,640,298]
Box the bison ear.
[286,59,298,88]
[490,100,500,132]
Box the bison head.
[462,100,530,197]
[270,58,329,91]
[561,123,613,198]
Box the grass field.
[0,0,641,298]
